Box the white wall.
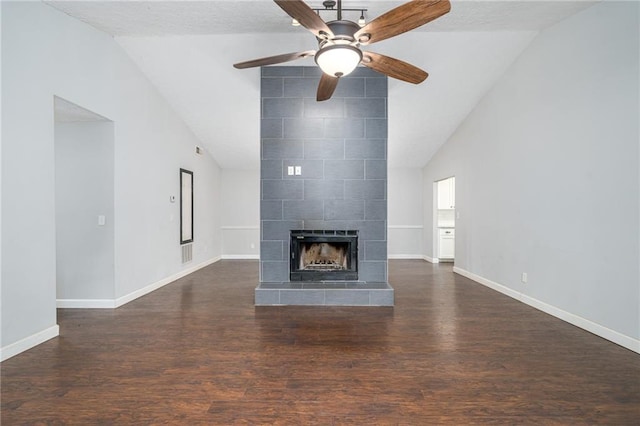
[1,2,222,359]
[55,121,115,300]
[422,2,639,350]
[220,169,260,258]
[0,2,4,353]
[388,168,423,258]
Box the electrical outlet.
[287,166,294,176]
[295,166,302,175]
[521,272,528,283]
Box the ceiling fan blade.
[362,51,428,84]
[355,0,451,45]
[317,73,339,101]
[234,50,316,69]
[274,0,334,39]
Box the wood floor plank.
[1,260,638,424]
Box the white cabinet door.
[439,237,455,259]
[437,178,455,209]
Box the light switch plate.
[287,166,294,176]
[295,166,302,175]
[98,215,106,226]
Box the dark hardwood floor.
[2,260,639,424]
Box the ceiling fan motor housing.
[317,20,360,44]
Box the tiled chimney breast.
[260,66,388,287]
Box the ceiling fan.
[234,0,451,101]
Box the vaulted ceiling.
[45,0,597,168]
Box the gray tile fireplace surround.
[256,66,393,306]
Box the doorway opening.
[54,96,115,312]
[434,176,455,263]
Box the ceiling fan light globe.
[315,45,362,78]
[358,12,366,27]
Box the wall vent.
[181,243,193,263]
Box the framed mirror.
[180,168,193,244]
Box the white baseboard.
[388,254,424,259]
[57,299,115,309]
[1,325,60,362]
[56,256,222,309]
[453,266,640,354]
[422,255,439,264]
[7,257,222,361]
[115,256,221,307]
[221,254,260,260]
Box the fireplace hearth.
[290,230,358,281]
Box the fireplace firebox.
[290,230,358,281]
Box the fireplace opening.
[299,242,348,271]
[290,230,358,281]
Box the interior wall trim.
[221,226,260,230]
[57,299,115,309]
[453,266,640,354]
[114,256,222,308]
[4,256,224,360]
[1,325,60,362]
[422,255,439,264]
[54,256,223,310]
[388,254,424,259]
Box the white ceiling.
[45,0,598,168]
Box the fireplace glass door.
[290,230,358,281]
